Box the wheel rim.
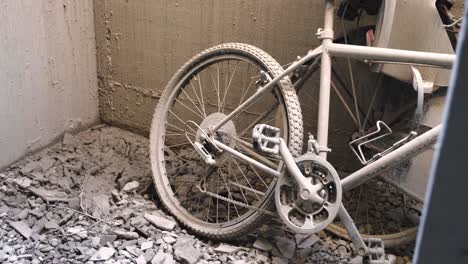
[154,54,290,229]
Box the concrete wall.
[94,0,325,132]
[0,0,99,168]
[94,0,463,170]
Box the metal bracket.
[316,28,334,40]
[307,133,331,155]
[184,120,219,165]
[411,67,432,130]
[256,70,272,88]
[192,142,216,165]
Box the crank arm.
[278,139,326,204]
[337,204,368,256]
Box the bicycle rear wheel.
[150,43,303,240]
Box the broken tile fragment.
[214,244,241,254]
[151,250,175,264]
[28,187,68,202]
[13,177,32,189]
[89,247,116,261]
[9,221,33,239]
[297,234,320,249]
[253,237,273,252]
[122,181,140,192]
[144,213,176,231]
[141,241,154,251]
[113,229,139,240]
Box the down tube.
[341,125,441,191]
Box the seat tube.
[317,0,335,159]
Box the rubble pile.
[0,125,412,263]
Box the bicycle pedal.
[252,124,281,155]
[364,238,391,264]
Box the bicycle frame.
[210,0,455,189]
[204,1,456,253]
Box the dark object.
[338,0,383,21]
[414,4,468,264]
[436,0,459,50]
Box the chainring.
[275,153,342,234]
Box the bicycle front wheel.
[150,43,303,240]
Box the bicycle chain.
[198,188,276,216]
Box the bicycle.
[149,0,457,260]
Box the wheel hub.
[196,112,237,146]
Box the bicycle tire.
[150,43,303,240]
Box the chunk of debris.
[144,213,176,231]
[43,219,60,230]
[92,194,110,218]
[13,177,32,189]
[68,197,81,210]
[119,207,134,221]
[297,234,320,249]
[141,241,154,251]
[144,249,156,262]
[99,234,117,246]
[122,181,140,192]
[66,226,88,239]
[135,255,146,264]
[126,245,144,257]
[89,247,116,261]
[20,162,41,174]
[256,254,269,263]
[38,157,56,172]
[274,236,296,259]
[173,236,201,264]
[162,235,177,244]
[9,221,33,239]
[62,132,76,146]
[349,256,363,264]
[272,256,288,264]
[151,250,175,264]
[253,237,273,252]
[214,244,241,254]
[113,229,139,240]
[28,187,68,202]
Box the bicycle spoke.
[228,161,250,205]
[181,84,206,118]
[238,63,252,106]
[232,159,261,201]
[174,98,204,120]
[246,163,269,189]
[195,75,206,116]
[331,81,359,127]
[238,102,280,138]
[163,142,192,149]
[216,168,220,223]
[166,159,198,174]
[362,75,382,130]
[221,60,239,112]
[227,163,241,217]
